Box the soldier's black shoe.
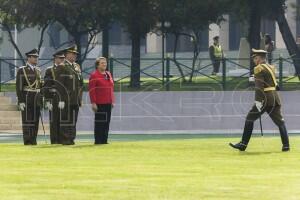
[282,146,290,152]
[229,142,247,151]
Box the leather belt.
[49,89,57,93]
[24,88,40,92]
[264,87,276,92]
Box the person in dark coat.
[55,45,83,145]
[16,49,42,145]
[230,49,289,152]
[43,50,65,144]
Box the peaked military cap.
[64,45,79,54]
[213,36,219,40]
[25,48,39,57]
[53,50,65,58]
[251,48,267,58]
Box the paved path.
[3,91,300,134]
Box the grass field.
[1,136,300,200]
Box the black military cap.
[213,36,219,40]
[25,48,39,57]
[251,48,267,58]
[64,45,79,54]
[53,50,65,58]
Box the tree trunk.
[276,6,300,75]
[74,35,82,67]
[102,26,109,58]
[2,23,25,65]
[130,33,141,88]
[248,0,261,74]
[173,33,187,82]
[37,23,49,53]
[189,35,200,82]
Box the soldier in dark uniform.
[43,50,65,144]
[230,49,290,152]
[16,49,42,145]
[55,45,83,145]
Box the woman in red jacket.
[89,57,114,144]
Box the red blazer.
[89,70,115,104]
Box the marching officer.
[43,50,65,144]
[230,49,290,152]
[16,49,42,145]
[209,36,223,75]
[55,45,83,145]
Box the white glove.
[19,103,25,111]
[58,101,65,109]
[249,75,255,82]
[45,101,53,111]
[255,101,263,112]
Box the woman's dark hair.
[95,57,107,69]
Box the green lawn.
[0,136,300,200]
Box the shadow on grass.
[240,151,283,155]
[34,143,111,149]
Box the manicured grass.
[0,136,300,200]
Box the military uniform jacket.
[43,64,62,103]
[55,60,83,106]
[254,63,281,106]
[16,64,42,106]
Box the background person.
[265,34,275,64]
[89,57,115,144]
[209,36,223,75]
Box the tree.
[0,0,51,65]
[35,0,100,66]
[183,0,226,82]
[93,1,118,59]
[154,0,228,82]
[272,1,300,76]
[229,0,300,76]
[117,0,157,88]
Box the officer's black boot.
[279,124,290,152]
[229,120,254,151]
[229,142,247,151]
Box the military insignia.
[254,65,263,75]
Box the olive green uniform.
[55,60,83,145]
[16,65,42,145]
[43,64,62,144]
[241,63,289,146]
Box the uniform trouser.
[49,101,60,144]
[60,105,79,145]
[241,105,289,146]
[94,104,112,144]
[212,59,221,73]
[21,104,40,145]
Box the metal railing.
[0,56,299,92]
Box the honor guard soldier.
[43,50,65,144]
[55,45,83,145]
[16,49,42,145]
[230,49,290,152]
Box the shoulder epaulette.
[46,66,54,69]
[254,65,264,75]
